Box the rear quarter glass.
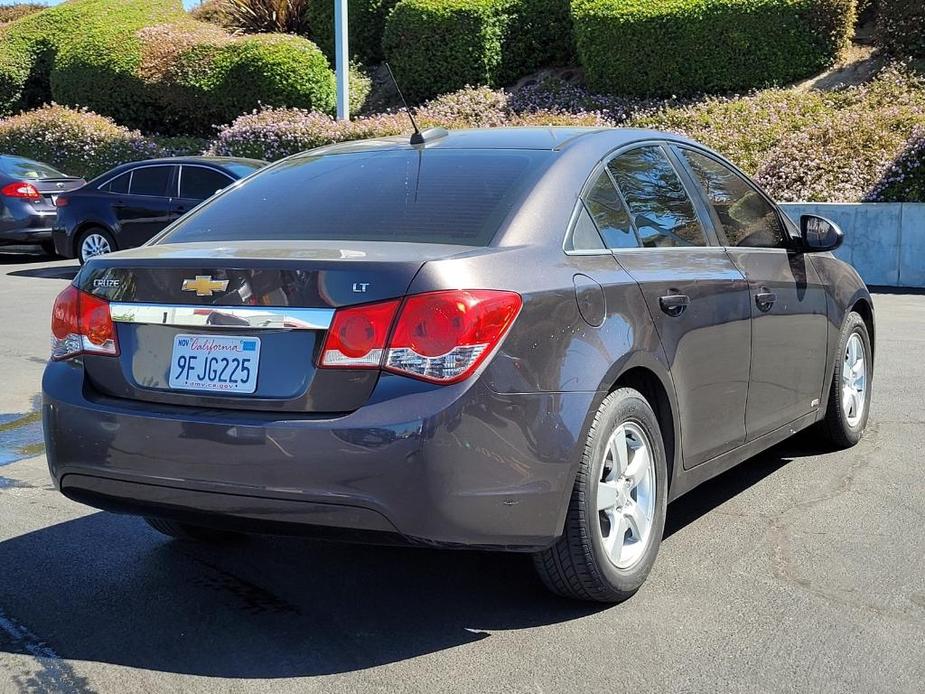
[159,149,554,247]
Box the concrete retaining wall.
[780,203,924,288]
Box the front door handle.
[755,289,777,312]
[659,293,690,317]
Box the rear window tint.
[161,149,552,246]
[0,157,66,179]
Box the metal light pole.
[334,0,349,121]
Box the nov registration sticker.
[168,334,261,394]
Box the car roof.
[304,127,694,157]
[115,156,267,167]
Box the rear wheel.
[533,388,668,602]
[144,517,242,543]
[821,311,872,448]
[77,227,116,264]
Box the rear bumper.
[0,225,53,244]
[43,360,597,550]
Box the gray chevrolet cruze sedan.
[42,127,873,602]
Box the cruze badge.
[182,275,229,297]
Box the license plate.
[168,334,260,394]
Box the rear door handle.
[755,289,777,312]
[659,293,690,317]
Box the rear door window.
[608,146,707,248]
[681,149,788,248]
[129,166,173,197]
[180,166,232,201]
[583,170,639,249]
[104,172,130,194]
[161,149,552,247]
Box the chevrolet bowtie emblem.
[182,275,229,297]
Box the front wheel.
[821,311,873,448]
[533,387,668,602]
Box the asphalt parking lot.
[0,246,922,694]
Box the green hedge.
[501,0,575,82]
[308,0,401,64]
[0,0,336,136]
[383,0,513,102]
[0,0,181,117]
[571,0,857,96]
[877,1,925,58]
[129,25,335,135]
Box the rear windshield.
[160,149,552,246]
[0,157,67,179]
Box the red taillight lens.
[1,181,41,201]
[318,289,522,384]
[55,195,69,207]
[50,286,119,360]
[320,299,400,367]
[386,290,522,383]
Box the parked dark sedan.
[52,156,266,263]
[42,128,873,602]
[0,155,84,253]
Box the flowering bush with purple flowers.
[867,127,925,202]
[0,105,164,179]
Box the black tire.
[144,517,242,543]
[821,311,872,448]
[533,387,668,602]
[76,226,116,264]
[40,240,57,257]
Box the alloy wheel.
[596,421,657,569]
[80,233,112,262]
[842,332,867,428]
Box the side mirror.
[800,214,843,252]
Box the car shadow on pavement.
[0,431,823,679]
[6,264,79,280]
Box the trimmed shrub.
[0,3,45,24]
[868,127,925,202]
[0,0,336,136]
[501,0,575,82]
[571,0,857,96]
[133,25,335,135]
[0,105,164,179]
[0,0,183,117]
[308,0,402,64]
[383,0,514,102]
[877,1,925,58]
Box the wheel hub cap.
[841,332,866,428]
[81,234,111,261]
[597,421,656,569]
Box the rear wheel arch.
[609,366,678,492]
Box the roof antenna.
[384,62,447,146]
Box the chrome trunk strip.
[109,303,334,330]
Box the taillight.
[50,285,119,360]
[318,290,521,384]
[1,181,41,202]
[320,299,400,367]
[55,195,69,207]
